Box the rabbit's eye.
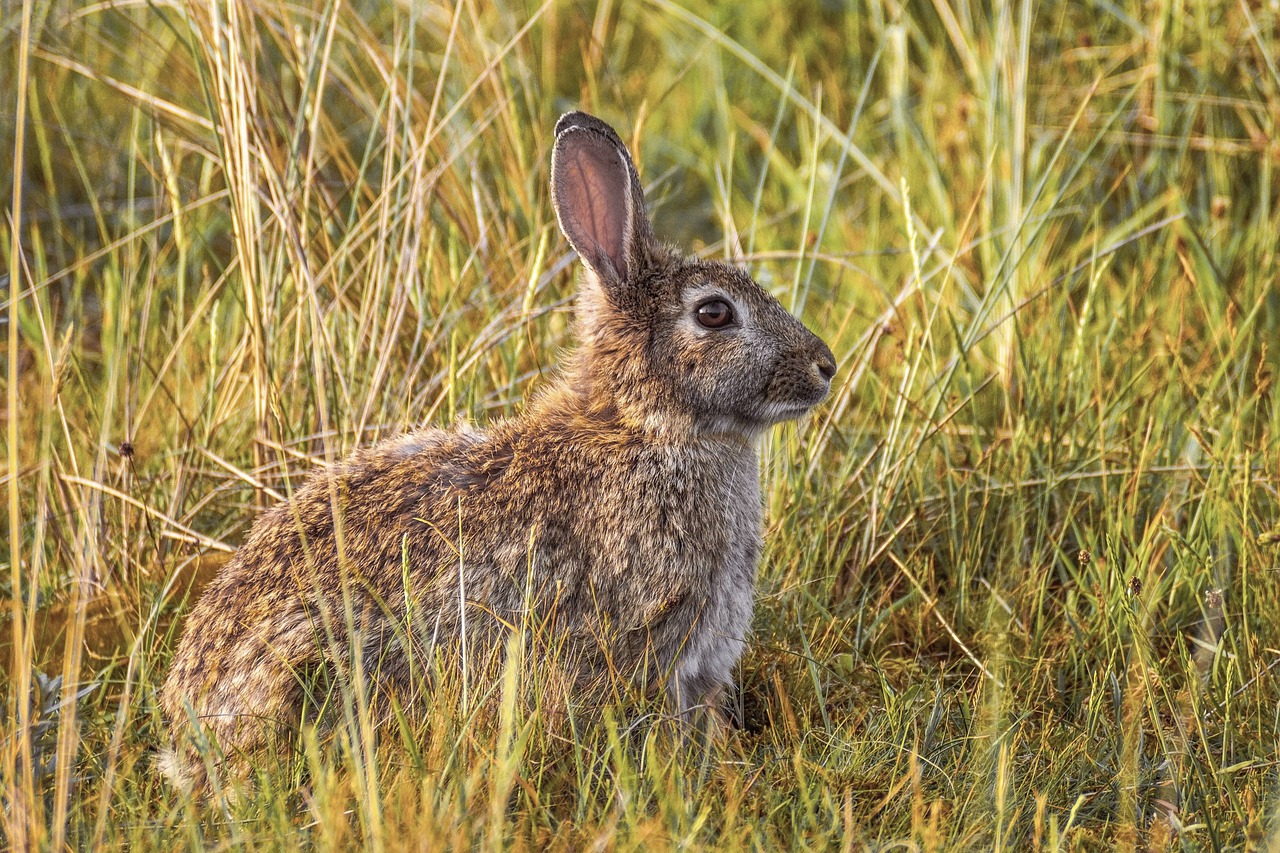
[695,300,734,329]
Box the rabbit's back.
[159,428,467,786]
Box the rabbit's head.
[550,111,836,440]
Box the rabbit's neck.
[529,377,760,452]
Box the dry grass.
[2,0,1278,848]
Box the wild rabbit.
[160,110,836,790]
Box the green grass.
[3,0,1279,848]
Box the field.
[3,0,1279,848]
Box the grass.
[3,0,1278,848]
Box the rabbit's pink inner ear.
[552,130,633,284]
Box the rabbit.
[158,110,836,791]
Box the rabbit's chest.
[663,452,763,700]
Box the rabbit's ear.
[551,112,653,291]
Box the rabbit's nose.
[813,343,836,383]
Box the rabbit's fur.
[159,111,835,790]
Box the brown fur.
[159,111,836,790]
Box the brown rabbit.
[159,111,836,790]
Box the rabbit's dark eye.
[695,300,734,329]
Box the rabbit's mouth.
[752,370,833,424]
[753,396,827,424]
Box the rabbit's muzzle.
[757,334,836,423]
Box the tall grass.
[3,0,1278,848]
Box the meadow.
[3,0,1279,848]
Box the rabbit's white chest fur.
[660,444,763,714]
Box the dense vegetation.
[3,0,1278,848]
